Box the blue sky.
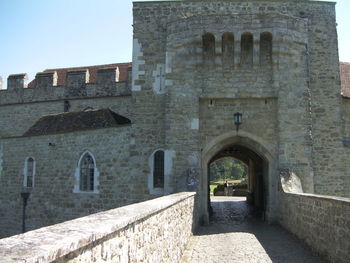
[0,0,349,87]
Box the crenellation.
[96,67,119,85]
[7,73,28,91]
[35,71,57,89]
[66,69,89,87]
[127,66,132,84]
[65,70,89,97]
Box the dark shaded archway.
[208,144,267,218]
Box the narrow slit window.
[202,33,216,60]
[241,33,253,67]
[153,150,164,188]
[222,33,234,67]
[260,32,272,66]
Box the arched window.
[153,150,165,188]
[241,33,253,67]
[202,33,215,59]
[260,32,272,66]
[73,151,99,193]
[80,153,95,191]
[23,157,35,188]
[222,33,234,67]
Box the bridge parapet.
[280,191,350,263]
[0,192,197,263]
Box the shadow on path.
[181,196,325,263]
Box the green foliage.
[215,184,225,191]
[209,184,217,195]
[213,184,225,195]
[209,157,247,183]
[233,182,248,189]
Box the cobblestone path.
[180,196,325,263]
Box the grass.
[211,179,242,185]
[209,184,217,194]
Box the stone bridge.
[0,191,349,263]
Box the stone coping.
[0,192,196,263]
[134,0,335,5]
[284,191,350,203]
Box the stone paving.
[180,196,325,263]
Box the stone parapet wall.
[0,81,130,106]
[0,192,197,263]
[279,192,350,263]
[1,65,131,106]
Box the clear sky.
[0,0,349,87]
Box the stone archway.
[200,132,277,224]
[209,145,266,212]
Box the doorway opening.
[208,144,268,220]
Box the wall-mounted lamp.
[234,112,243,132]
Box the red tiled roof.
[27,62,131,88]
[341,62,350,98]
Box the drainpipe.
[20,191,30,233]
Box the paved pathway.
[180,196,325,263]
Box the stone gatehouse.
[0,0,349,238]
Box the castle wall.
[0,0,347,238]
[0,69,132,138]
[341,98,350,195]
[0,96,132,138]
[0,122,145,239]
[304,2,346,196]
[132,0,346,212]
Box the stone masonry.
[131,0,348,222]
[0,192,197,263]
[0,0,349,238]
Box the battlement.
[0,63,132,105]
[35,71,58,88]
[66,69,90,87]
[7,74,28,91]
[97,67,120,84]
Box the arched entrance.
[201,133,276,224]
[209,145,266,213]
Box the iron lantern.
[234,112,242,132]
